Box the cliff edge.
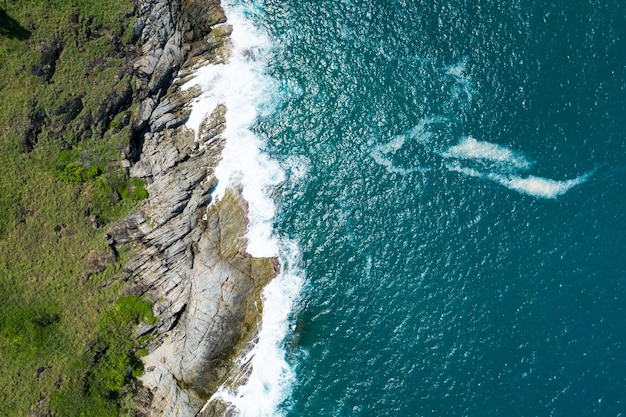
[106,1,275,415]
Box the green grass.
[0,1,136,144]
[0,135,152,415]
[48,295,157,417]
[0,1,153,415]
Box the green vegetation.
[49,295,157,416]
[0,135,153,415]
[0,1,153,415]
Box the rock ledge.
[106,1,276,416]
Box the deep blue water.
[253,1,625,415]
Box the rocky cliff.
[106,1,276,415]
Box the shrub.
[112,295,158,326]
[51,295,156,416]
[83,165,101,180]
[55,149,81,169]
[131,359,144,378]
[58,162,84,182]
[119,177,148,201]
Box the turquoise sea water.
[235,1,625,416]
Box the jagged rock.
[113,0,276,416]
[22,106,48,152]
[149,32,183,93]
[84,248,117,277]
[149,87,201,132]
[138,188,277,414]
[133,17,147,41]
[150,111,177,132]
[32,39,63,82]
[198,104,226,143]
[205,23,233,49]
[149,98,175,124]
[134,97,156,131]
[118,99,272,416]
[181,0,226,35]
[107,212,149,244]
[94,80,133,135]
[181,23,233,71]
[149,97,180,132]
[198,399,234,417]
[54,96,84,123]
[136,0,178,50]
[134,49,162,79]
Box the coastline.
[123,1,624,416]
[106,1,300,415]
[4,0,618,415]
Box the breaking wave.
[183,0,303,415]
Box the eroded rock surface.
[105,1,275,416]
[125,188,277,416]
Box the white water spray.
[182,1,304,415]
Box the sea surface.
[186,1,626,416]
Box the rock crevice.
[106,1,275,416]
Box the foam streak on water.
[371,127,593,198]
[447,163,595,199]
[182,1,303,415]
[370,117,444,175]
[442,137,594,198]
[443,136,532,170]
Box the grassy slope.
[0,1,154,415]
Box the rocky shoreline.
[106,1,277,415]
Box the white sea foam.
[443,58,478,107]
[370,117,444,175]
[280,155,311,201]
[441,136,594,198]
[183,1,303,415]
[374,128,593,198]
[447,163,594,199]
[282,155,310,183]
[492,171,593,199]
[371,135,411,174]
[203,241,304,417]
[183,0,282,257]
[443,137,532,170]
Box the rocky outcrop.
[106,1,275,416]
[121,185,278,416]
[131,0,227,99]
[32,39,63,83]
[83,248,117,278]
[129,0,230,158]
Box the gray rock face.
[122,133,278,416]
[134,51,161,79]
[106,1,276,416]
[135,0,179,52]
[135,188,277,416]
[133,0,227,98]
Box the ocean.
[185,0,626,416]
